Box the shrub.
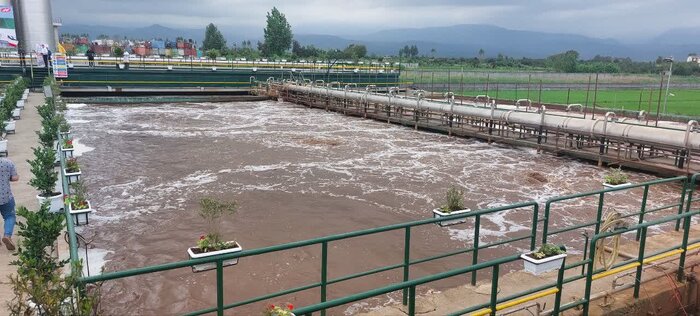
[28,146,58,197]
[532,243,566,259]
[197,197,237,252]
[440,186,465,213]
[604,168,629,185]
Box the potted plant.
[59,119,71,137]
[187,197,242,272]
[603,168,631,189]
[433,187,471,226]
[521,244,567,275]
[64,158,81,184]
[28,146,62,213]
[65,181,93,226]
[61,138,74,159]
[263,303,295,316]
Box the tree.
[202,23,227,51]
[478,48,485,60]
[546,50,579,73]
[262,7,293,56]
[343,44,367,60]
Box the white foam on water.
[67,103,88,109]
[71,138,95,157]
[77,247,113,276]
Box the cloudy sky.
[52,0,693,41]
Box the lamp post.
[662,57,673,114]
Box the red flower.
[199,235,206,240]
[287,304,294,310]
[268,304,275,310]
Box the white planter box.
[69,200,93,226]
[60,130,72,137]
[64,169,81,184]
[11,108,20,119]
[433,208,471,226]
[603,182,632,189]
[0,140,7,156]
[61,147,74,159]
[187,242,242,272]
[15,100,24,108]
[4,120,15,133]
[36,193,64,213]
[521,252,567,275]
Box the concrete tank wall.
[17,0,55,52]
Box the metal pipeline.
[281,84,700,150]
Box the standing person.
[0,158,19,251]
[40,44,49,68]
[86,46,96,68]
[122,51,130,70]
[17,45,26,68]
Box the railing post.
[594,192,605,235]
[490,264,499,316]
[676,177,689,231]
[553,257,566,315]
[530,204,538,251]
[634,228,647,298]
[321,241,328,316]
[582,236,598,315]
[402,227,411,305]
[471,215,481,286]
[216,260,224,316]
[407,285,416,316]
[678,208,692,282]
[636,185,650,241]
[541,202,551,244]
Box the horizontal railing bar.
[81,202,537,284]
[327,263,404,285]
[292,254,523,315]
[546,176,687,204]
[183,282,322,316]
[547,221,597,236]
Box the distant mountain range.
[59,23,700,61]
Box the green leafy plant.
[604,168,629,185]
[65,180,89,210]
[8,204,102,315]
[531,243,566,259]
[66,158,80,173]
[28,146,59,197]
[263,303,294,316]
[440,186,465,213]
[59,119,71,134]
[196,197,237,252]
[62,138,74,149]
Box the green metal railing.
[57,122,700,316]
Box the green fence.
[58,127,700,315]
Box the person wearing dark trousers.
[86,47,96,68]
[40,44,49,68]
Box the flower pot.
[4,120,15,134]
[64,169,81,184]
[521,251,567,275]
[603,182,632,189]
[187,242,242,272]
[60,130,72,137]
[11,108,20,119]
[69,200,93,226]
[0,140,6,156]
[37,192,64,213]
[15,100,24,109]
[61,146,74,159]
[433,208,471,227]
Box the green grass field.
[456,88,700,116]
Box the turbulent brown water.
[65,101,681,315]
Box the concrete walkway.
[0,92,42,316]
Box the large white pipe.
[284,84,700,150]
